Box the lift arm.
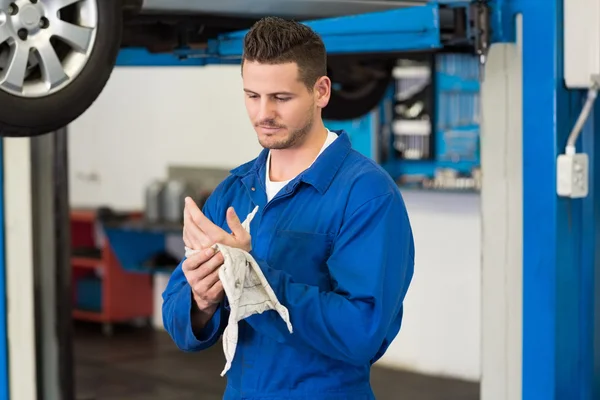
[214,2,486,57]
[116,2,492,66]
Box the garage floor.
[74,322,479,400]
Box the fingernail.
[205,248,214,256]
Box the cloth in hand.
[184,205,293,376]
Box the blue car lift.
[0,1,598,399]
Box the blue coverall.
[162,131,415,399]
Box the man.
[162,16,415,400]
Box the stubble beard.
[257,106,315,150]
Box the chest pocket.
[268,230,334,290]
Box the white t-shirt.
[265,129,338,202]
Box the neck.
[269,120,327,182]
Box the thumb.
[226,207,246,237]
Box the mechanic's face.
[242,61,329,150]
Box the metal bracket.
[469,1,492,64]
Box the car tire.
[0,0,122,137]
[323,58,395,121]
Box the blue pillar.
[519,0,598,397]
[580,86,600,400]
[0,140,8,400]
[591,106,600,400]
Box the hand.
[184,197,252,252]
[183,247,225,312]
[183,199,213,251]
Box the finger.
[194,267,221,293]
[182,247,218,272]
[226,207,246,238]
[183,226,192,249]
[206,280,224,300]
[184,206,212,248]
[184,204,213,248]
[185,197,228,242]
[196,279,224,305]
[197,250,224,279]
[192,260,224,301]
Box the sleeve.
[244,191,415,366]
[161,260,229,352]
[161,188,230,352]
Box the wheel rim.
[0,0,97,98]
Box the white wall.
[378,191,481,381]
[69,66,262,210]
[68,66,481,382]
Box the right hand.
[183,247,225,312]
[183,199,213,250]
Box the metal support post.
[480,15,523,400]
[515,0,599,397]
[3,129,74,400]
[31,128,74,400]
[0,139,9,400]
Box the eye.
[275,97,291,102]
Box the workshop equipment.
[161,179,194,224]
[144,179,165,223]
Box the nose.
[257,99,277,122]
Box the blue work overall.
[162,131,415,400]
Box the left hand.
[184,197,252,252]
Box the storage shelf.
[70,209,97,222]
[72,309,105,322]
[71,209,154,331]
[71,256,102,270]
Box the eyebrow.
[243,89,295,96]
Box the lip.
[258,126,283,132]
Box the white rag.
[184,205,293,376]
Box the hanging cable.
[565,81,600,155]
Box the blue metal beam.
[116,48,210,66]
[489,0,514,43]
[217,4,446,57]
[0,140,8,400]
[518,0,596,397]
[116,2,486,67]
[115,47,241,67]
[581,88,600,400]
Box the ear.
[314,76,331,109]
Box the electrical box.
[564,0,600,88]
[557,153,589,198]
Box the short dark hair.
[242,17,327,90]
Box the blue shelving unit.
[328,52,481,191]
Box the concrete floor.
[74,322,479,400]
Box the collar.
[230,130,352,194]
